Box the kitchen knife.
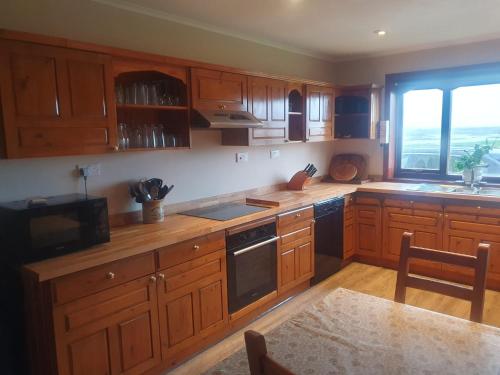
[304,163,312,172]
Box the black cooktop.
[179,202,268,221]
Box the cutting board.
[246,191,309,207]
[329,154,368,182]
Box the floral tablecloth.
[204,288,500,375]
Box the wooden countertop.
[23,181,500,281]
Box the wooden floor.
[168,262,500,375]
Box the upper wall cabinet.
[221,76,288,146]
[334,84,381,140]
[305,85,334,142]
[190,68,247,111]
[113,59,191,150]
[0,40,117,158]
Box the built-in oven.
[226,217,278,314]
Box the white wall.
[0,0,337,214]
[333,39,500,175]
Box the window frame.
[387,63,500,183]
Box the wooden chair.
[244,330,296,375]
[395,232,490,323]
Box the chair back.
[245,330,296,375]
[395,232,490,323]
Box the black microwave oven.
[0,194,110,264]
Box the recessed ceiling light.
[374,30,387,36]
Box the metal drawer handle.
[296,213,301,218]
[106,272,115,280]
[193,244,200,250]
[233,236,279,256]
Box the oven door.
[227,236,278,314]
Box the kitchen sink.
[404,183,500,197]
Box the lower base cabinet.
[157,249,228,364]
[53,276,162,375]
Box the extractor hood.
[192,109,263,129]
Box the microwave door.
[28,206,86,261]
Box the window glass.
[400,89,443,170]
[448,84,500,177]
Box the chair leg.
[470,244,490,323]
[245,330,268,375]
[394,232,412,303]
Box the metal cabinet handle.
[233,236,279,256]
[295,213,301,218]
[157,273,165,281]
[106,272,115,280]
[193,244,200,250]
[149,275,157,283]
[218,104,226,110]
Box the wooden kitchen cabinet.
[221,76,288,146]
[190,68,247,111]
[443,205,500,285]
[354,197,382,259]
[277,206,315,294]
[156,241,228,365]
[52,275,162,375]
[305,84,334,142]
[0,40,117,158]
[334,84,381,139]
[382,198,443,272]
[343,194,355,259]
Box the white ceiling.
[96,0,500,61]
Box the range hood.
[192,109,263,129]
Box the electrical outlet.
[236,152,249,163]
[270,149,280,159]
[78,163,101,177]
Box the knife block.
[287,171,311,191]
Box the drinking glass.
[148,83,159,105]
[165,133,176,148]
[156,124,166,148]
[132,126,143,148]
[142,124,151,148]
[115,84,125,104]
[118,123,129,150]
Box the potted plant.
[454,141,495,185]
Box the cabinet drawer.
[157,231,225,269]
[277,206,313,232]
[280,224,313,247]
[52,253,155,305]
[344,205,354,221]
[446,204,500,217]
[355,196,381,206]
[385,198,441,211]
[160,250,225,293]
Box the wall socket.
[78,163,101,177]
[236,152,249,163]
[270,149,280,159]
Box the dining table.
[205,287,500,374]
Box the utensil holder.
[142,200,164,224]
[287,171,311,191]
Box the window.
[390,65,500,182]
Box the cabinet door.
[157,250,228,364]
[305,85,334,142]
[190,68,247,111]
[279,248,297,290]
[354,204,382,258]
[53,276,161,375]
[248,76,288,145]
[0,40,117,158]
[296,241,314,279]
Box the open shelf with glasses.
[288,83,306,142]
[113,60,191,152]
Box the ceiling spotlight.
[374,30,387,36]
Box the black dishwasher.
[312,197,344,285]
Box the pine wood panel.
[190,68,247,111]
[0,39,117,158]
[53,275,161,375]
[354,204,382,258]
[305,85,334,142]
